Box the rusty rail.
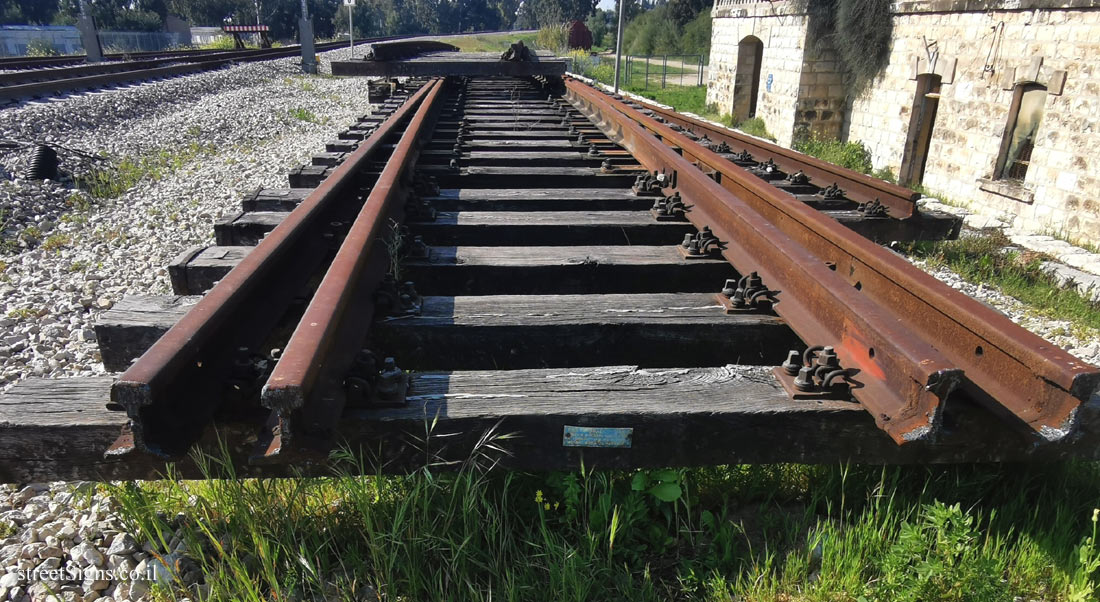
[564,78,1100,443]
[258,77,445,457]
[635,101,920,217]
[110,82,437,457]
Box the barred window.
[996,83,1047,181]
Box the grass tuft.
[40,233,71,252]
[77,143,215,200]
[901,231,1100,333]
[794,135,874,174]
[288,107,319,123]
[106,436,1100,602]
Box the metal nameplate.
[562,425,633,448]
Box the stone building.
[707,0,1100,244]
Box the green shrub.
[535,23,568,53]
[872,165,897,183]
[41,233,71,252]
[199,36,238,51]
[870,501,1011,602]
[589,63,614,84]
[736,117,775,141]
[623,4,709,58]
[585,12,609,48]
[795,135,873,173]
[26,38,59,57]
[792,0,893,97]
[679,10,711,59]
[288,107,319,123]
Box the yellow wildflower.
[535,490,544,503]
[544,502,551,511]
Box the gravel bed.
[0,46,376,391]
[904,249,1100,367]
[0,482,181,602]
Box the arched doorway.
[899,73,942,187]
[733,36,763,119]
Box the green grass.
[901,231,1100,335]
[794,136,873,174]
[609,85,777,142]
[40,233,71,252]
[77,142,216,200]
[288,107,320,123]
[624,84,708,114]
[431,32,539,53]
[7,307,38,319]
[198,36,240,51]
[108,444,1100,602]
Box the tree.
[56,0,166,31]
[261,0,337,39]
[1,0,60,25]
[584,9,607,46]
[667,0,706,25]
[164,0,254,26]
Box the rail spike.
[651,191,688,221]
[717,272,779,313]
[678,225,724,259]
[344,350,410,409]
[773,346,860,401]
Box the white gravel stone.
[104,535,135,558]
[0,571,21,588]
[0,46,378,392]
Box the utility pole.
[613,0,625,93]
[254,0,261,26]
[299,0,317,74]
[76,0,103,63]
[344,0,355,49]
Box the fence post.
[662,55,667,88]
[698,54,703,86]
[645,55,649,90]
[680,55,684,86]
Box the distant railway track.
[0,46,238,70]
[1,70,1097,483]
[0,30,534,103]
[0,39,373,103]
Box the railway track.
[0,47,243,70]
[0,40,367,103]
[1,72,1098,482]
[0,37,447,103]
[0,31,536,104]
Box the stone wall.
[707,1,809,146]
[708,0,1100,244]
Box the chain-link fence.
[566,53,707,89]
[623,55,706,89]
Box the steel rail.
[565,78,1100,442]
[0,45,338,87]
[110,81,436,457]
[0,61,232,103]
[259,77,445,457]
[0,46,273,70]
[636,101,919,217]
[0,58,206,87]
[566,78,960,443]
[0,39,370,102]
